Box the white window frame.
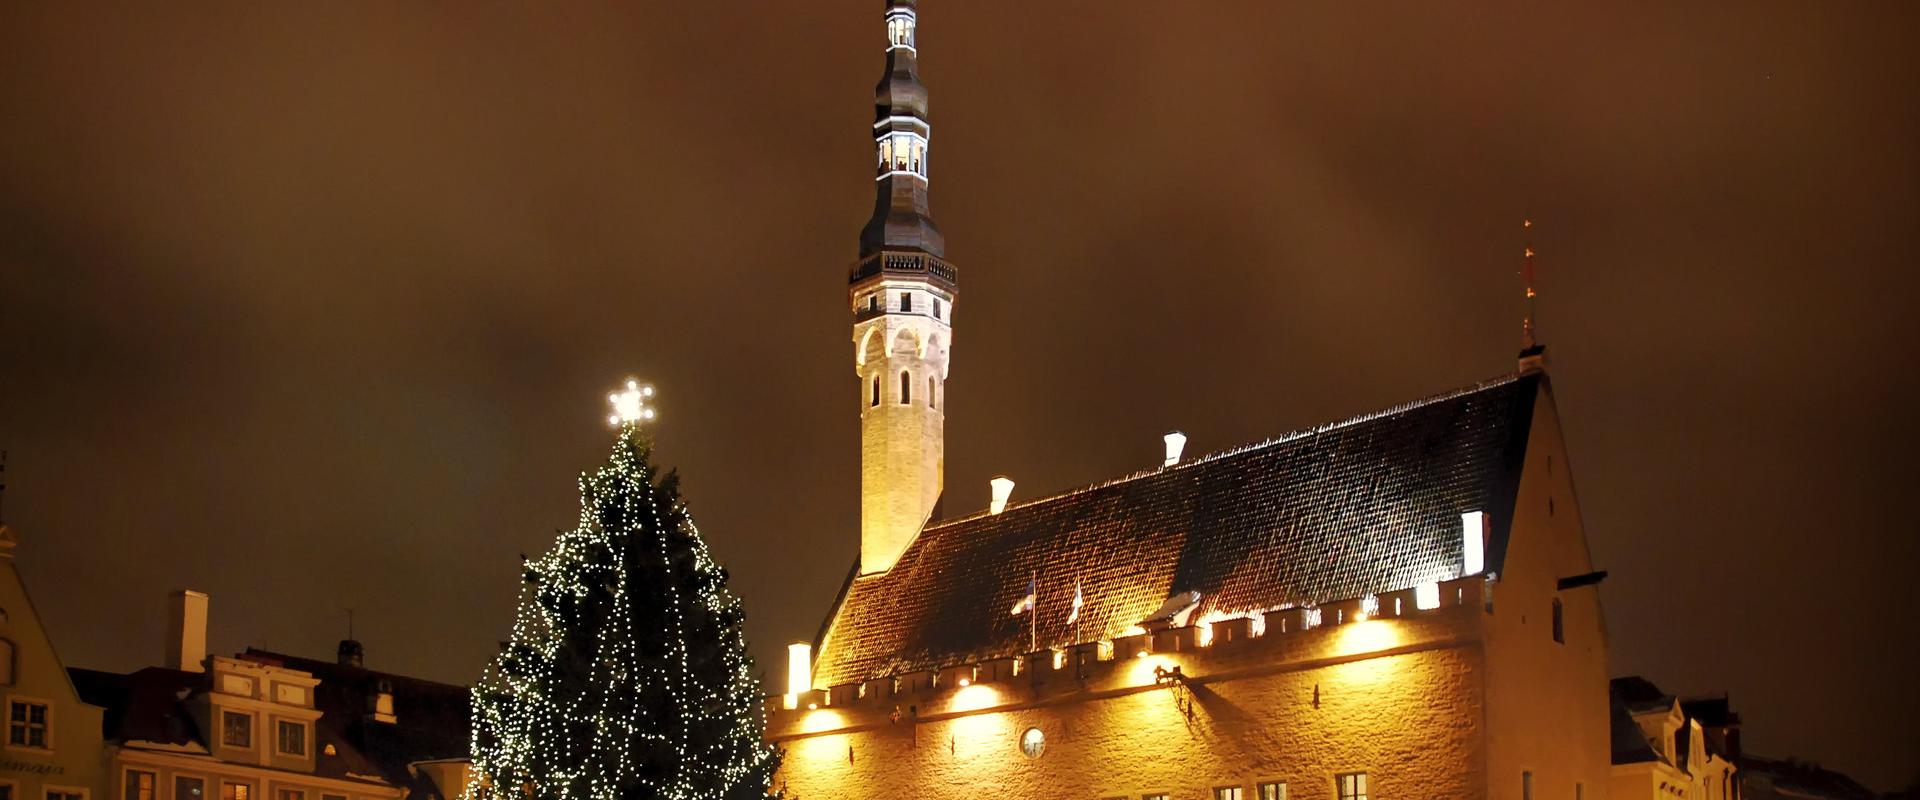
[1256,781,1289,800]
[1213,787,1244,800]
[5,695,53,752]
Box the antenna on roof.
[347,608,355,641]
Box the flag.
[1009,576,1036,616]
[1066,580,1084,625]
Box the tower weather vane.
[607,380,657,426]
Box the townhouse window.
[1214,788,1244,800]
[46,790,85,800]
[277,790,303,800]
[319,794,346,800]
[1,781,17,800]
[174,778,205,800]
[7,700,48,749]
[221,711,252,748]
[1258,783,1288,800]
[1336,772,1369,800]
[276,720,307,756]
[1142,795,1170,800]
[219,783,250,800]
[124,771,156,800]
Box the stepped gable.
[812,373,1541,687]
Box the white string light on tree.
[469,380,779,800]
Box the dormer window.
[221,710,252,748]
[886,11,916,50]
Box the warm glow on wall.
[1416,582,1442,610]
[948,683,1004,714]
[797,708,848,735]
[1333,619,1403,657]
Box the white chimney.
[989,476,1016,515]
[784,642,813,710]
[166,589,209,673]
[1163,431,1189,467]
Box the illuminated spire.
[862,0,943,258]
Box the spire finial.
[1522,218,1538,349]
[1518,218,1549,375]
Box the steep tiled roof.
[813,374,1539,687]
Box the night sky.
[2,1,1915,789]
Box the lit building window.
[1259,783,1288,800]
[1461,511,1486,575]
[1142,795,1169,800]
[221,711,252,748]
[6,701,48,749]
[219,784,250,800]
[123,771,155,800]
[277,790,302,800]
[1336,772,1368,800]
[1214,788,1243,800]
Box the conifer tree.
[471,398,780,800]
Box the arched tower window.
[877,132,928,178]
[928,375,937,409]
[900,371,912,405]
[886,11,916,50]
[870,376,880,408]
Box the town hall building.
[766,2,1618,798]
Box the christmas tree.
[470,382,781,800]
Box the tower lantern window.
[886,12,916,49]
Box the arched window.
[870,376,880,408]
[928,376,937,409]
[900,372,912,405]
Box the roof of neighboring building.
[1609,684,1663,765]
[813,373,1541,687]
[1739,755,1878,800]
[72,650,469,797]
[1612,675,1677,714]
[241,648,471,794]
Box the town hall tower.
[852,0,955,577]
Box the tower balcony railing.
[849,251,958,289]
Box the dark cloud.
[2,0,1915,789]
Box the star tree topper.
[607,379,657,426]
